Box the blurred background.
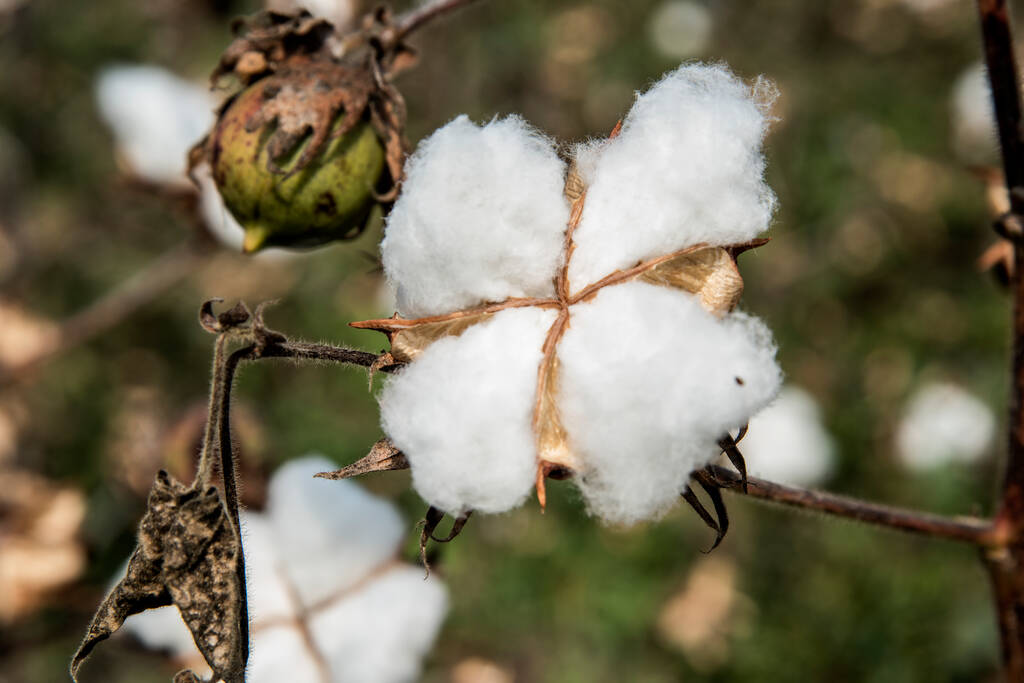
[0,0,1014,680]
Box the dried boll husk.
[192,9,413,253]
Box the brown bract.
[351,124,768,510]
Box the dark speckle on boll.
[315,192,337,216]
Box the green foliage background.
[0,0,1010,680]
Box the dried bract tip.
[316,438,410,480]
[214,10,334,86]
[418,507,472,576]
[199,299,251,335]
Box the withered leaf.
[315,438,409,480]
[71,471,244,683]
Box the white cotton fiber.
[245,625,324,683]
[557,282,781,525]
[380,306,558,515]
[95,65,215,186]
[567,64,775,291]
[240,512,295,622]
[121,603,206,662]
[739,386,835,487]
[381,115,570,318]
[265,456,406,607]
[310,567,449,683]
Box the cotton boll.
[309,567,449,683]
[558,282,781,524]
[95,65,215,186]
[265,456,406,607]
[380,307,558,515]
[896,382,995,471]
[246,625,325,683]
[739,386,835,487]
[240,512,295,622]
[265,0,356,28]
[647,1,713,59]
[122,605,209,673]
[381,115,570,317]
[194,161,246,251]
[950,62,998,164]
[568,64,775,292]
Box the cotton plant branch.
[388,0,485,46]
[702,465,995,546]
[974,0,1024,677]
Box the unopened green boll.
[210,82,386,252]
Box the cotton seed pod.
[209,76,386,252]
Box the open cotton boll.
[240,513,295,622]
[950,62,999,164]
[310,567,449,683]
[568,63,775,291]
[896,382,995,471]
[265,456,405,607]
[380,306,558,515]
[95,65,215,186]
[381,115,569,318]
[739,386,835,487]
[122,457,448,683]
[121,603,211,677]
[246,625,326,683]
[558,282,781,524]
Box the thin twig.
[393,0,484,44]
[219,344,252,668]
[202,336,383,668]
[1,240,208,385]
[704,465,995,546]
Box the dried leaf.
[71,472,244,683]
[315,438,409,479]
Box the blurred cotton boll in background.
[737,386,835,487]
[94,64,278,253]
[896,382,996,471]
[950,61,998,164]
[265,0,356,29]
[119,456,448,683]
[95,65,216,188]
[647,1,713,59]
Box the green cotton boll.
[210,83,386,252]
